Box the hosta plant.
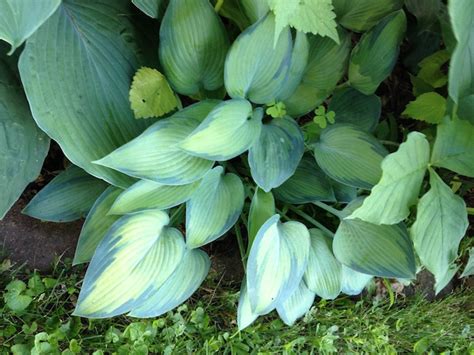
[0,0,472,329]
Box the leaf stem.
[380,140,400,148]
[313,201,343,219]
[234,223,247,271]
[286,206,335,237]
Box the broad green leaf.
[218,0,252,30]
[179,100,263,161]
[460,248,474,278]
[128,249,210,317]
[23,166,108,223]
[132,0,163,18]
[159,0,229,96]
[19,0,152,188]
[314,124,388,189]
[402,92,446,124]
[431,117,474,177]
[328,87,381,132]
[247,215,310,314]
[411,169,468,290]
[73,187,122,265]
[417,50,450,89]
[331,180,358,204]
[237,277,259,330]
[248,116,304,192]
[333,0,404,32]
[129,67,178,119]
[0,55,49,220]
[406,0,441,28]
[109,180,199,215]
[276,281,315,326]
[224,13,292,104]
[267,0,338,45]
[186,167,245,249]
[95,101,218,185]
[248,189,276,251]
[284,29,351,117]
[334,219,416,279]
[349,132,430,224]
[74,211,185,318]
[349,10,407,95]
[274,155,335,204]
[341,265,373,295]
[241,0,269,23]
[0,0,60,54]
[304,229,342,299]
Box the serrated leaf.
[248,189,276,251]
[402,92,446,124]
[417,50,450,89]
[348,132,430,224]
[276,281,315,326]
[186,167,245,249]
[237,277,259,330]
[249,116,304,192]
[460,248,474,278]
[341,265,373,295]
[23,166,108,222]
[132,0,163,18]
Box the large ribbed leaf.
[159,0,229,96]
[341,265,373,295]
[0,55,49,220]
[224,13,292,104]
[249,116,304,192]
[179,100,263,161]
[411,169,468,292]
[186,167,245,249]
[276,281,315,326]
[248,189,275,251]
[74,211,186,318]
[0,0,60,54]
[23,166,108,222]
[314,124,388,189]
[237,278,259,330]
[73,187,122,265]
[349,10,407,95]
[95,101,218,185]
[247,215,310,314]
[132,0,163,18]
[349,132,430,224]
[19,0,151,188]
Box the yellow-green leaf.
[402,92,446,124]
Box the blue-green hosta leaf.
[276,281,315,326]
[304,229,342,299]
[349,10,407,95]
[95,101,218,185]
[349,132,430,224]
[284,29,351,117]
[248,189,276,251]
[247,215,310,314]
[411,169,468,291]
[186,167,245,249]
[179,100,263,161]
[314,124,388,189]
[73,187,122,265]
[0,56,49,220]
[109,180,199,215]
[331,180,358,204]
[241,0,269,23]
[74,211,185,318]
[249,116,304,192]
[132,0,163,18]
[19,0,152,188]
[334,219,416,279]
[159,0,229,96]
[328,87,381,132]
[129,249,210,317]
[224,13,292,104]
[0,0,60,54]
[341,265,373,295]
[460,248,474,278]
[237,277,259,330]
[274,155,335,204]
[431,117,474,177]
[23,166,108,222]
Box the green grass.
[1,257,473,354]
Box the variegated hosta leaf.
[74,211,185,318]
[109,179,199,215]
[276,281,315,326]
[304,229,342,299]
[237,277,259,330]
[128,249,210,317]
[247,215,310,314]
[95,101,219,185]
[248,189,276,251]
[314,124,388,189]
[274,155,335,204]
[224,13,292,104]
[132,0,163,18]
[23,166,108,222]
[411,169,468,292]
[179,99,263,161]
[186,167,245,249]
[249,116,304,192]
[349,10,407,95]
[348,132,430,224]
[159,0,229,96]
[73,187,122,265]
[284,28,351,117]
[341,265,373,295]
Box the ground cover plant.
[0,0,473,331]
